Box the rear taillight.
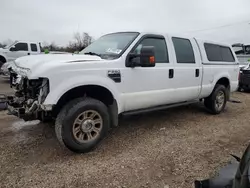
[238,71,242,80]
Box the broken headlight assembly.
[37,78,50,104]
[6,77,50,120]
[24,78,50,104]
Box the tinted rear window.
[204,43,235,62]
[204,43,222,61]
[220,46,235,62]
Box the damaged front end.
[0,70,51,121]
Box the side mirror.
[140,46,155,67]
[9,47,16,51]
[127,46,155,67]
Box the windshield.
[80,32,139,59]
[3,41,17,49]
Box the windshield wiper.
[84,52,101,58]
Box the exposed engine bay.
[6,71,50,121]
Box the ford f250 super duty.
[0,41,42,68]
[0,31,239,153]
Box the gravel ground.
[0,78,250,188]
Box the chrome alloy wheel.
[215,91,225,111]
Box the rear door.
[30,43,39,55]
[168,36,202,101]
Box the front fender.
[43,75,123,113]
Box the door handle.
[169,69,174,79]
[195,69,199,77]
[27,53,30,55]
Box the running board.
[122,100,199,116]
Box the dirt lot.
[0,78,250,188]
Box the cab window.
[204,43,235,62]
[14,43,28,51]
[172,37,195,63]
[31,43,38,52]
[132,37,169,63]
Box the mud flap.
[108,99,119,128]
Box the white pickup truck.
[1,31,239,153]
[0,41,41,67]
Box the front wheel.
[204,85,227,114]
[55,97,110,153]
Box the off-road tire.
[55,97,110,153]
[204,84,227,115]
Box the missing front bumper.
[0,94,41,121]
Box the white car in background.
[0,41,42,68]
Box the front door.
[7,42,29,61]
[120,35,177,112]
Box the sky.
[1,0,250,46]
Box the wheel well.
[216,77,230,89]
[215,77,230,100]
[53,85,115,117]
[0,55,6,63]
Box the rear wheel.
[204,85,227,114]
[55,97,110,153]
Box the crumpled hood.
[14,54,102,70]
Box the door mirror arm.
[9,47,16,52]
[127,54,141,67]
